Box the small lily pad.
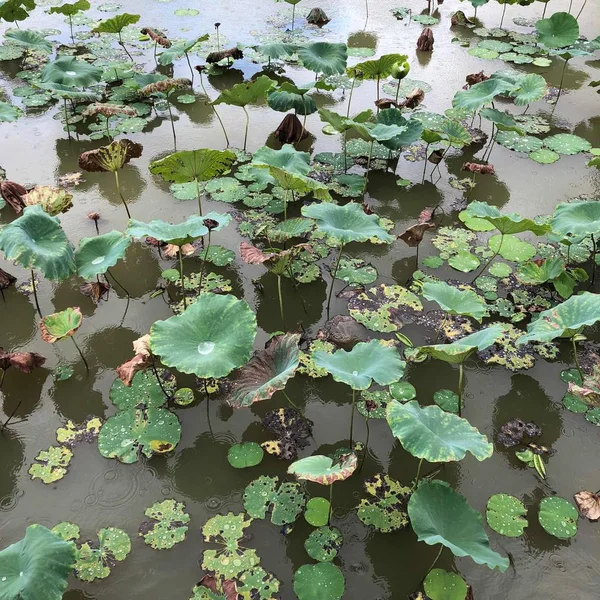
[304,497,331,527]
[304,527,343,562]
[486,494,528,537]
[29,445,73,484]
[424,569,468,600]
[139,499,190,549]
[538,497,578,539]
[357,474,411,533]
[173,388,195,406]
[228,442,264,468]
[529,149,560,164]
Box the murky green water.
[1,0,600,598]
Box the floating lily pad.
[529,148,560,164]
[244,476,306,526]
[489,234,536,262]
[433,389,461,414]
[335,257,377,285]
[357,474,411,533]
[110,369,174,410]
[74,528,131,582]
[305,527,343,562]
[29,445,73,484]
[56,417,102,447]
[293,563,345,600]
[304,497,331,527]
[543,134,591,156]
[139,499,190,549]
[486,494,528,537]
[538,497,578,539]
[228,442,265,469]
[357,389,393,419]
[496,131,543,153]
[424,569,468,600]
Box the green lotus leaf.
[110,369,174,410]
[41,55,103,88]
[40,307,83,343]
[304,497,330,526]
[387,400,493,462]
[439,120,472,147]
[479,108,521,133]
[75,231,130,279]
[422,281,487,322]
[417,325,503,364]
[516,257,564,285]
[318,107,373,137]
[314,339,405,390]
[237,567,281,600]
[488,234,536,262]
[150,293,257,378]
[243,475,306,525]
[334,257,377,285]
[228,333,300,408]
[157,35,209,65]
[288,453,357,485]
[408,480,509,571]
[529,148,560,164]
[543,133,591,155]
[301,202,394,244]
[423,569,468,600]
[433,389,461,414]
[252,144,310,176]
[98,407,181,464]
[298,42,348,76]
[511,74,547,106]
[536,11,579,48]
[5,29,52,52]
[0,101,22,122]
[347,53,407,80]
[92,12,140,34]
[261,166,332,201]
[469,47,499,60]
[74,528,131,582]
[462,201,550,235]
[149,149,236,184]
[0,205,75,280]
[0,525,76,600]
[256,42,298,60]
[48,0,90,16]
[28,445,73,483]
[51,522,80,542]
[370,109,424,150]
[228,442,264,468]
[357,473,411,533]
[204,245,235,266]
[390,381,417,402]
[496,130,543,153]
[267,82,317,115]
[486,494,528,537]
[452,78,514,111]
[517,292,600,344]
[213,75,276,107]
[448,251,480,273]
[478,39,513,53]
[551,201,600,239]
[305,527,343,562]
[139,499,190,549]
[538,497,578,539]
[293,563,345,600]
[0,0,36,22]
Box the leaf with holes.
[243,476,306,525]
[357,474,411,533]
[139,499,190,549]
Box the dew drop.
[92,256,105,265]
[197,341,215,355]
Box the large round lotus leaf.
[41,55,103,87]
[0,101,22,122]
[387,400,493,462]
[0,205,75,280]
[408,480,509,571]
[5,29,52,52]
[268,83,317,115]
[293,563,345,600]
[313,339,405,390]
[227,333,300,408]
[478,39,513,53]
[424,569,468,600]
[253,144,311,176]
[298,42,348,76]
[288,453,357,485]
[213,75,276,108]
[370,110,424,150]
[139,499,190,549]
[538,497,578,539]
[304,497,330,526]
[551,201,600,238]
[357,473,411,533]
[40,307,83,343]
[301,202,394,244]
[544,134,591,156]
[335,257,377,285]
[496,130,543,153]
[518,292,600,344]
[150,294,257,378]
[448,251,480,273]
[347,53,407,80]
[149,149,237,184]
[535,12,579,48]
[110,370,173,410]
[97,407,181,464]
[452,78,514,111]
[463,201,549,236]
[488,234,536,262]
[49,0,91,17]
[227,442,264,468]
[127,214,226,246]
[486,494,528,537]
[422,281,487,322]
[305,527,343,562]
[512,74,547,106]
[74,527,131,582]
[75,230,131,279]
[529,149,560,164]
[0,525,76,600]
[93,12,140,33]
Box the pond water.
[1,0,600,598]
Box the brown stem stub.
[416,28,435,51]
[274,113,309,144]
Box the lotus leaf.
[357,389,393,419]
[21,186,72,216]
[422,281,487,322]
[149,149,236,184]
[48,0,90,16]
[518,292,600,344]
[157,35,209,65]
[390,381,417,402]
[41,55,103,88]
[252,144,310,176]
[75,231,131,279]
[243,476,306,525]
[74,528,131,582]
[288,453,357,485]
[40,307,82,343]
[5,29,51,52]
[529,148,560,164]
[0,0,36,22]
[267,82,317,115]
[304,497,330,527]
[511,74,547,106]
[387,400,493,462]
[55,417,102,447]
[335,257,377,285]
[0,525,76,600]
[213,75,276,107]
[139,499,190,549]
[28,445,73,483]
[0,205,75,280]
[228,333,300,408]
[452,78,514,111]
[0,101,22,122]
[486,494,528,537]
[538,497,578,539]
[357,474,411,533]
[298,42,347,75]
[423,569,468,600]
[536,12,579,48]
[92,12,140,34]
[256,42,297,60]
[433,389,461,414]
[293,563,345,600]
[79,139,143,173]
[97,407,181,463]
[228,442,264,468]
[314,339,405,390]
[488,234,536,262]
[462,201,549,235]
[371,109,424,150]
[261,408,312,461]
[304,527,343,562]
[408,480,509,571]
[110,369,174,409]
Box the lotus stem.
[203,379,214,437]
[198,230,212,294]
[499,2,507,29]
[242,106,250,152]
[328,482,334,524]
[281,390,306,418]
[63,99,71,140]
[30,270,42,318]
[414,457,424,490]
[364,140,374,191]
[68,15,74,44]
[182,51,194,84]
[326,243,344,315]
[421,143,430,184]
[200,73,229,147]
[216,27,220,52]
[349,388,356,446]
[474,7,478,19]
[113,170,131,219]
[277,275,285,327]
[359,416,370,472]
[166,99,177,150]
[118,31,134,61]
[105,116,112,141]
[154,41,158,65]
[431,145,449,178]
[70,336,90,375]
[151,357,170,399]
[195,178,202,215]
[346,77,357,118]
[591,234,597,286]
[395,79,401,104]
[343,132,348,173]
[106,267,130,298]
[424,545,445,580]
[1,399,22,430]
[0,369,5,390]
[457,362,464,417]
[364,0,369,26]
[571,337,584,381]
[569,0,574,13]
[376,75,380,109]
[542,3,547,18]
[472,233,503,283]
[178,249,187,310]
[555,58,570,107]
[291,3,296,31]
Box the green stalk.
[591,234,597,286]
[413,457,424,490]
[105,116,112,141]
[198,230,212,294]
[349,388,356,446]
[30,270,42,318]
[200,73,229,146]
[457,362,464,417]
[69,15,74,44]
[63,99,71,140]
[118,31,134,61]
[113,170,131,219]
[184,51,195,83]
[359,416,370,471]
[571,336,583,381]
[472,232,503,283]
[577,0,587,19]
[277,274,285,328]
[326,243,344,314]
[291,3,296,30]
[364,140,374,192]
[555,58,570,107]
[195,178,202,215]
[70,336,90,374]
[328,483,334,524]
[346,78,357,118]
[421,143,430,183]
[395,79,401,104]
[499,2,507,29]
[424,546,444,580]
[242,105,250,151]
[166,99,177,150]
[106,267,130,297]
[178,248,187,310]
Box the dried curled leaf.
[206,47,243,64]
[140,78,191,96]
[194,574,240,600]
[239,242,277,265]
[22,185,73,216]
[275,113,309,144]
[574,491,600,521]
[0,180,27,214]
[78,139,143,173]
[416,28,434,51]
[82,103,137,118]
[462,162,495,175]
[140,28,171,48]
[0,267,16,290]
[465,71,489,89]
[116,335,153,386]
[80,281,110,303]
[0,348,46,372]
[398,223,435,247]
